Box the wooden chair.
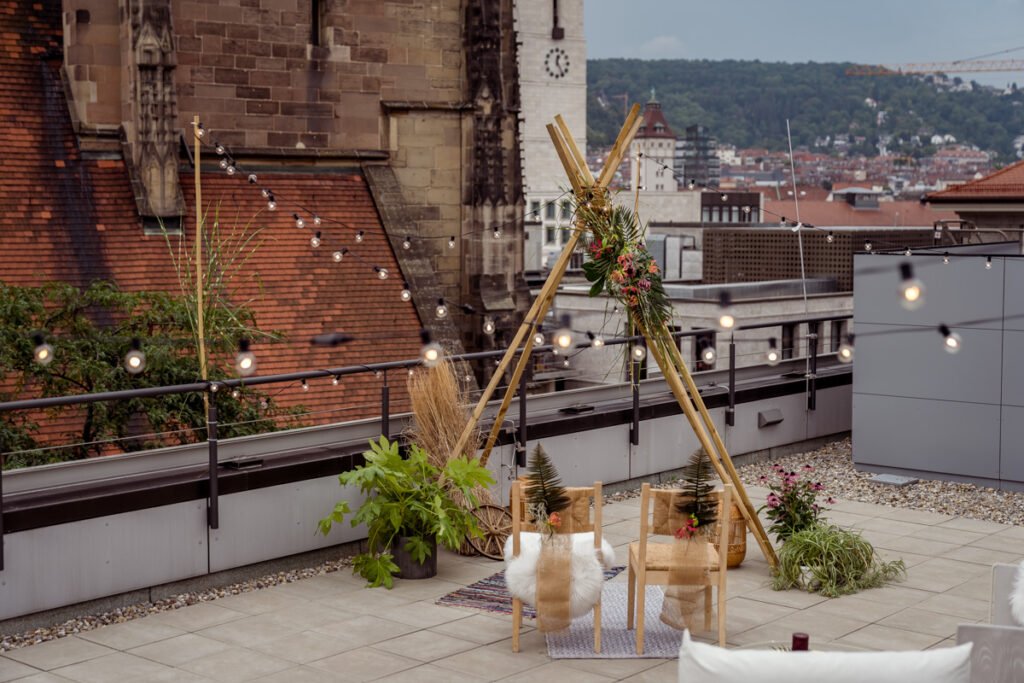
[509,480,603,653]
[627,482,731,653]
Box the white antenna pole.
[787,119,809,311]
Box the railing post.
[207,395,219,530]
[807,323,819,411]
[516,369,528,468]
[380,370,390,440]
[630,346,640,446]
[726,335,736,427]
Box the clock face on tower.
[544,47,570,79]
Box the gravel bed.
[0,557,352,652]
[734,437,1024,526]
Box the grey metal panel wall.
[1001,331,1024,407]
[853,393,1001,479]
[724,392,809,456]
[0,501,207,621]
[808,386,853,438]
[999,259,1024,331]
[209,478,367,573]
[1000,406,1024,482]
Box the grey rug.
[546,583,696,659]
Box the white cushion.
[678,630,972,683]
[503,532,616,619]
[1009,560,1024,626]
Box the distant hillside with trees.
[587,59,1024,160]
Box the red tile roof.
[928,159,1024,201]
[0,2,422,452]
[764,199,956,228]
[637,100,675,139]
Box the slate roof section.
[928,159,1024,201]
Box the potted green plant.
[317,436,494,588]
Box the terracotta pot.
[392,536,438,580]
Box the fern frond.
[525,443,570,517]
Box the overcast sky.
[584,0,1024,86]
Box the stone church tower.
[59,0,529,357]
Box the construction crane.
[846,59,1024,76]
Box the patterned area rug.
[435,566,626,619]
[546,584,692,659]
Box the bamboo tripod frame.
[451,105,777,568]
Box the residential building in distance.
[629,93,678,193]
[678,124,721,189]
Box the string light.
[419,329,443,368]
[231,388,241,399]
[482,317,496,335]
[986,256,993,270]
[195,122,205,138]
[864,241,872,252]
[248,174,258,185]
[493,227,502,239]
[898,262,925,310]
[235,339,256,376]
[294,213,305,229]
[374,266,389,280]
[400,282,412,302]
[402,236,411,250]
[699,340,717,366]
[123,338,146,374]
[313,215,321,226]
[219,157,230,170]
[715,291,736,333]
[533,330,545,347]
[631,344,647,362]
[267,193,277,211]
[261,188,271,199]
[766,337,781,366]
[904,247,912,256]
[943,253,950,265]
[586,331,605,348]
[355,230,365,243]
[562,357,570,368]
[225,164,236,176]
[435,298,449,319]
[331,375,340,386]
[32,333,53,366]
[301,379,309,391]
[448,236,456,249]
[837,334,854,363]
[826,232,834,244]
[553,316,574,352]
[209,382,220,393]
[214,142,225,155]
[310,231,321,248]
[939,324,962,353]
[332,250,344,262]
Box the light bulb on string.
[310,231,321,248]
[699,340,717,366]
[332,250,344,263]
[294,213,305,229]
[259,398,269,410]
[219,158,229,170]
[214,142,225,155]
[261,188,271,199]
[195,122,205,138]
[225,164,236,176]
[586,331,605,348]
[400,282,412,302]
[267,194,277,211]
[209,382,220,393]
[235,339,257,376]
[721,193,728,201]
[837,335,854,363]
[355,230,365,243]
[493,227,502,239]
[826,232,835,244]
[123,338,146,374]
[904,247,912,256]
[374,266,389,280]
[532,330,545,347]
[939,324,962,354]
[482,317,496,335]
[766,337,781,366]
[562,357,570,369]
[331,375,340,386]
[435,298,448,319]
[231,388,241,400]
[715,291,736,333]
[32,333,54,365]
[986,256,993,270]
[631,344,647,362]
[301,379,309,391]
[448,235,456,249]
[864,241,872,252]
[402,236,411,250]
[898,262,925,310]
[553,315,574,352]
[419,329,443,368]
[313,215,321,226]
[408,367,415,377]
[943,253,950,265]
[248,174,258,184]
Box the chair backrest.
[638,482,732,560]
[510,480,602,557]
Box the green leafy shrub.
[772,524,906,597]
[318,436,494,588]
[758,463,833,542]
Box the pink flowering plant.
[758,464,835,542]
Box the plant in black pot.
[317,436,494,588]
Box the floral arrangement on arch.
[758,464,835,542]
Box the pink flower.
[648,262,660,274]
[803,464,814,471]
[610,269,625,284]
[766,493,781,508]
[812,482,824,491]
[758,475,768,483]
[638,278,652,291]
[826,497,836,505]
[548,512,561,528]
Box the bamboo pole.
[193,116,209,415]
[554,115,594,186]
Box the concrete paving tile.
[966,533,1024,554]
[915,593,990,621]
[836,624,946,651]
[852,584,935,608]
[499,660,616,682]
[729,620,808,647]
[822,511,873,528]
[251,630,360,664]
[742,586,830,610]
[319,588,412,615]
[870,534,961,557]
[944,544,1023,566]
[854,517,928,537]
[6,675,78,683]
[429,613,530,645]
[252,666,346,683]
[212,590,303,616]
[383,578,466,602]
[767,610,866,641]
[196,613,302,648]
[433,636,548,681]
[373,601,475,628]
[990,526,1024,541]
[563,657,663,679]
[76,620,185,651]
[938,517,1011,534]
[899,558,988,593]
[901,525,987,546]
[128,633,232,667]
[372,663,487,682]
[307,646,420,682]
[878,607,979,638]
[723,596,795,634]
[129,669,215,682]
[875,547,930,568]
[268,576,361,601]
[618,660,679,682]
[945,574,992,602]
[179,647,292,683]
[871,507,955,526]
[828,500,887,517]
[4,637,115,671]
[145,604,247,632]
[373,629,477,662]
[310,614,419,648]
[51,652,170,683]
[265,602,358,629]
[0,656,42,682]
[801,595,905,623]
[855,529,910,549]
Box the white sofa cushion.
[503,532,615,618]
[1009,560,1024,626]
[678,630,972,683]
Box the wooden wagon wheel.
[467,504,512,560]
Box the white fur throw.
[1010,560,1024,626]
[503,532,616,618]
